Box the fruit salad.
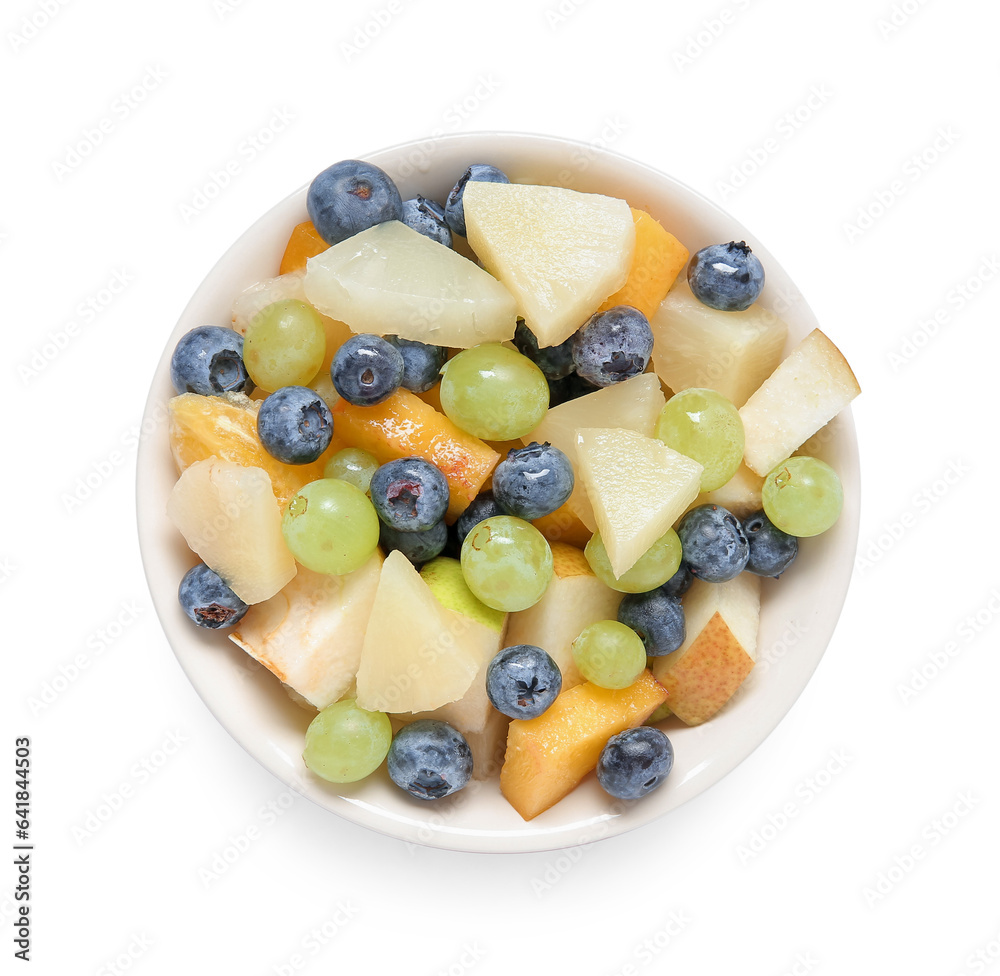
[165,154,860,822]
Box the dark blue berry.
[170,326,253,396]
[331,334,404,406]
[572,306,653,387]
[387,720,472,800]
[491,442,574,521]
[687,241,765,311]
[385,336,448,393]
[444,163,509,237]
[256,386,334,464]
[307,159,403,246]
[742,509,798,577]
[597,727,674,801]
[370,457,449,532]
[379,517,448,567]
[618,589,685,657]
[401,196,452,248]
[178,563,248,629]
[661,562,693,598]
[547,372,600,407]
[513,321,575,381]
[676,504,749,583]
[485,644,562,720]
[455,489,506,546]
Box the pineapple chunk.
[229,554,382,709]
[740,328,861,476]
[501,670,667,820]
[576,428,702,578]
[650,281,788,407]
[463,181,635,347]
[303,220,518,347]
[166,458,296,604]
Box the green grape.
[762,456,843,537]
[244,299,326,391]
[571,620,646,690]
[460,515,553,612]
[585,530,682,593]
[302,699,392,783]
[324,447,379,494]
[654,388,744,491]
[439,343,549,440]
[282,478,379,575]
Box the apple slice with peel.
[503,542,621,692]
[463,181,635,347]
[740,328,861,476]
[576,428,702,578]
[651,574,761,725]
[229,554,382,710]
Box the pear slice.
[576,428,702,578]
[463,181,635,347]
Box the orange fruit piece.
[332,390,499,521]
[598,208,689,319]
[279,221,329,276]
[500,670,668,820]
[532,501,592,549]
[168,392,343,510]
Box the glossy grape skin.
[571,620,647,690]
[439,344,549,440]
[762,456,843,537]
[460,515,553,612]
[654,388,744,492]
[302,699,392,784]
[324,447,379,495]
[584,530,683,594]
[244,300,326,391]
[282,478,380,575]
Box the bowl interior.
[137,132,859,853]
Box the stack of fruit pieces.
[164,155,859,821]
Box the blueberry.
[597,727,674,801]
[444,163,510,237]
[387,720,473,800]
[742,509,798,577]
[170,325,253,396]
[455,489,506,546]
[660,562,693,599]
[306,159,403,246]
[485,644,562,720]
[256,386,334,464]
[178,563,248,629]
[572,306,654,387]
[513,321,575,381]
[618,589,685,657]
[491,442,574,521]
[676,504,749,583]
[687,241,765,311]
[385,336,448,393]
[331,334,404,407]
[369,457,449,532]
[379,517,448,566]
[547,372,600,407]
[401,196,452,248]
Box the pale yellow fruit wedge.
[228,554,382,710]
[523,374,665,531]
[504,542,621,691]
[355,551,483,714]
[651,575,760,725]
[166,458,296,604]
[463,181,635,347]
[303,221,518,348]
[685,462,765,519]
[651,281,788,407]
[576,428,702,578]
[740,328,861,476]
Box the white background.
[5,0,1000,972]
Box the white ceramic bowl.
[137,132,859,853]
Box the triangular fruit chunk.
[463,181,635,347]
[576,428,702,578]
